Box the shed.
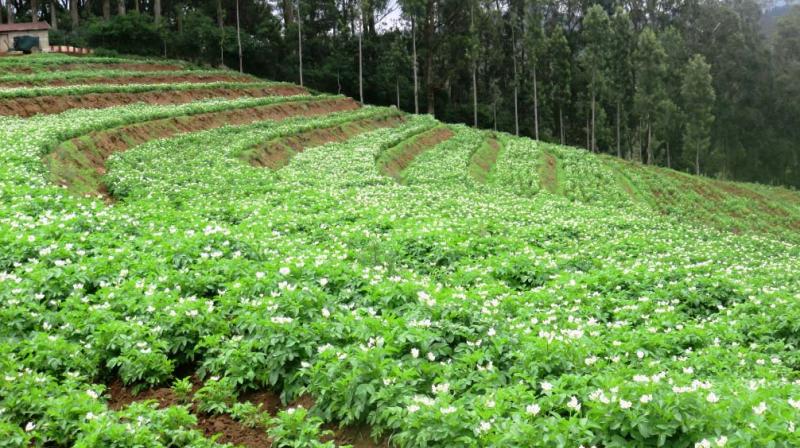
[0,22,50,53]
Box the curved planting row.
[466,136,502,183]
[0,83,308,117]
[45,96,359,196]
[376,126,454,181]
[400,125,486,186]
[0,54,192,74]
[104,106,411,200]
[243,112,405,170]
[0,69,256,87]
[482,134,800,239]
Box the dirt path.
[246,114,405,169]
[44,97,359,197]
[0,85,308,117]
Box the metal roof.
[0,22,51,33]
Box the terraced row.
[0,83,307,117]
[0,69,257,87]
[477,136,800,238]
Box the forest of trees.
[2,0,800,187]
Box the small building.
[0,22,50,53]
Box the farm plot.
[2,56,800,448]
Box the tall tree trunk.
[666,141,671,168]
[282,0,293,26]
[236,0,243,73]
[412,17,419,114]
[396,78,400,108]
[133,0,139,13]
[586,115,590,150]
[424,0,435,115]
[559,106,564,145]
[358,12,364,103]
[103,0,110,20]
[512,23,519,136]
[218,0,223,65]
[118,0,125,16]
[646,122,653,164]
[471,5,477,128]
[154,0,161,23]
[591,74,596,152]
[32,0,39,22]
[472,63,478,127]
[69,0,78,27]
[6,1,14,23]
[50,0,57,29]
[616,100,621,158]
[533,61,539,140]
[695,144,700,175]
[493,101,497,131]
[298,0,304,86]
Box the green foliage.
[171,377,193,404]
[681,54,716,175]
[85,15,163,57]
[230,402,270,428]
[193,377,238,415]
[268,407,340,448]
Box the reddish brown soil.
[325,424,390,448]
[107,379,387,448]
[381,126,454,179]
[0,85,308,117]
[197,414,272,447]
[107,378,272,447]
[4,63,184,73]
[45,97,359,196]
[0,73,257,88]
[247,114,405,169]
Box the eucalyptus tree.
[609,6,634,157]
[580,5,610,153]
[634,27,667,164]
[681,54,715,175]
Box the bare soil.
[107,376,386,448]
[0,73,257,88]
[0,85,308,117]
[247,114,405,169]
[45,97,359,197]
[381,127,454,179]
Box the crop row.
[0,68,250,86]
[0,81,298,100]
[0,54,185,69]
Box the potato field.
[1,54,800,448]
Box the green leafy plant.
[193,377,238,415]
[171,376,193,404]
[267,407,341,448]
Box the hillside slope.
[1,54,800,448]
